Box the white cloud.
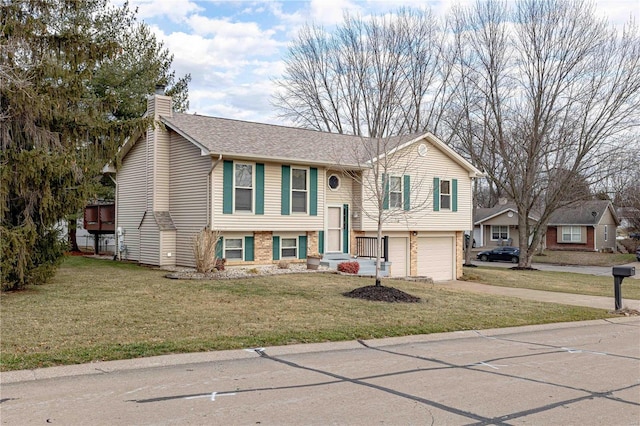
[124,0,202,21]
[189,77,282,124]
[309,0,362,25]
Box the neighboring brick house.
[545,200,619,252]
[114,93,482,281]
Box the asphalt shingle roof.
[161,113,417,167]
[548,200,616,225]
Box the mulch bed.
[343,285,421,303]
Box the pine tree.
[1,0,190,290]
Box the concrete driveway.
[2,318,639,425]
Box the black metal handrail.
[355,236,388,261]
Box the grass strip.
[1,256,613,371]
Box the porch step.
[320,255,390,277]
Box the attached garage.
[387,237,408,277]
[417,236,455,281]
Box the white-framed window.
[291,168,307,213]
[604,225,608,241]
[224,238,243,260]
[491,225,509,241]
[234,163,253,212]
[440,180,451,210]
[389,176,402,208]
[328,174,340,191]
[281,237,297,258]
[562,226,582,243]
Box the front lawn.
[464,267,640,299]
[532,250,636,266]
[0,256,611,372]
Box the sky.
[114,0,639,125]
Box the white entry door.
[327,206,342,252]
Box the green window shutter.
[272,236,280,261]
[223,161,233,214]
[310,167,318,216]
[281,165,290,215]
[433,177,440,212]
[216,236,224,259]
[343,204,349,253]
[244,236,254,261]
[403,175,410,211]
[255,163,264,215]
[318,230,324,254]
[452,178,458,212]
[382,173,389,210]
[298,235,307,259]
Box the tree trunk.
[68,217,80,252]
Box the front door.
[327,206,342,252]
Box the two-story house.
[114,93,482,281]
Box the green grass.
[464,266,640,299]
[0,256,613,372]
[532,250,636,266]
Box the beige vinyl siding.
[483,212,519,226]
[170,133,210,267]
[360,140,473,231]
[351,172,363,230]
[151,96,172,211]
[139,213,160,264]
[116,137,146,261]
[212,161,324,231]
[154,125,171,211]
[159,230,176,266]
[325,170,353,205]
[596,209,617,250]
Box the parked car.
[465,234,476,248]
[636,247,640,261]
[476,246,520,263]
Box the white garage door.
[417,237,454,281]
[387,237,408,277]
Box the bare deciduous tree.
[332,135,435,285]
[447,0,640,266]
[273,8,454,138]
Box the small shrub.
[338,261,360,274]
[247,267,259,274]
[192,228,222,273]
[277,260,289,269]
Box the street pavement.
[469,259,640,279]
[2,263,640,425]
[1,318,639,425]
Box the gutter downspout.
[208,154,223,229]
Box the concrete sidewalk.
[442,280,640,311]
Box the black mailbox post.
[612,266,636,310]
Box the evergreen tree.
[1,0,190,290]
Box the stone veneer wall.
[254,231,273,263]
[410,232,418,276]
[456,231,463,279]
[306,231,319,256]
